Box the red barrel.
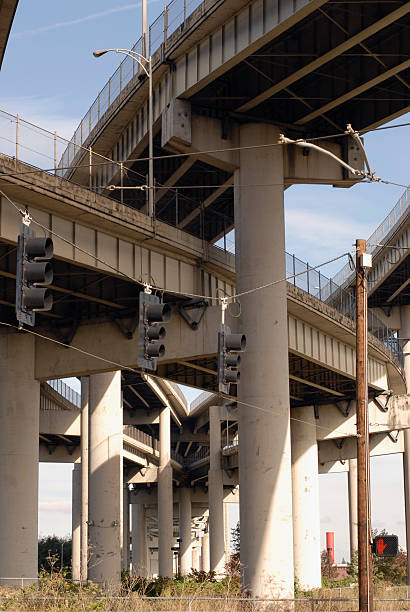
[326,531,335,565]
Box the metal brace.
[113,315,139,340]
[178,298,208,330]
[333,438,345,450]
[314,405,320,420]
[387,430,400,443]
[374,391,393,413]
[334,400,353,418]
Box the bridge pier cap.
[235,123,294,598]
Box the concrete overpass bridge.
[0,0,409,598]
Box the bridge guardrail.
[46,379,81,409]
[59,0,211,175]
[331,187,409,289]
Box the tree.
[38,535,72,574]
[231,522,240,556]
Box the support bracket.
[113,314,139,339]
[178,299,208,330]
[333,438,345,450]
[374,391,393,413]
[334,400,353,418]
[52,317,80,346]
[387,430,400,443]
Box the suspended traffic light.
[137,290,171,371]
[16,224,54,327]
[217,325,246,393]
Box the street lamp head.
[93,49,109,58]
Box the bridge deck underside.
[88,0,410,244]
[368,253,410,308]
[0,234,388,408]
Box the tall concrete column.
[132,504,147,576]
[80,376,89,583]
[202,532,210,572]
[158,405,173,577]
[88,371,123,585]
[72,463,82,581]
[208,405,225,575]
[291,406,321,590]
[401,305,410,584]
[0,333,39,585]
[224,502,230,560]
[179,487,192,575]
[235,123,294,598]
[192,546,199,570]
[348,458,358,559]
[122,485,130,572]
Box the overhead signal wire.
[0,318,360,440]
[0,186,355,304]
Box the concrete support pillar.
[0,333,39,585]
[291,406,321,590]
[132,504,147,576]
[235,123,294,598]
[72,463,82,581]
[80,376,89,583]
[224,502,230,560]
[158,405,173,577]
[192,546,199,570]
[88,371,123,585]
[348,458,358,559]
[122,486,130,572]
[208,405,225,575]
[400,305,410,584]
[179,488,192,575]
[202,532,210,572]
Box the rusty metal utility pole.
[356,238,373,612]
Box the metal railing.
[285,251,403,368]
[0,594,409,611]
[332,187,409,288]
[123,425,159,451]
[46,379,81,408]
[59,0,210,174]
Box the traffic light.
[217,325,246,394]
[15,223,54,327]
[137,290,171,371]
[372,535,398,557]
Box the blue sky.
[1,1,409,563]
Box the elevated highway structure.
[0,0,409,597]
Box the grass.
[0,572,409,611]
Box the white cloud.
[286,208,370,252]
[11,5,140,40]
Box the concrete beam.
[318,430,404,463]
[237,3,410,112]
[40,409,80,436]
[296,59,410,125]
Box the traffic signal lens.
[225,369,240,383]
[225,333,246,352]
[25,237,53,260]
[226,354,241,367]
[23,262,53,285]
[146,343,166,358]
[23,287,53,311]
[147,326,166,340]
[146,302,171,323]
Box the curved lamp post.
[93,48,154,218]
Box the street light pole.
[93,48,154,218]
[147,56,154,218]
